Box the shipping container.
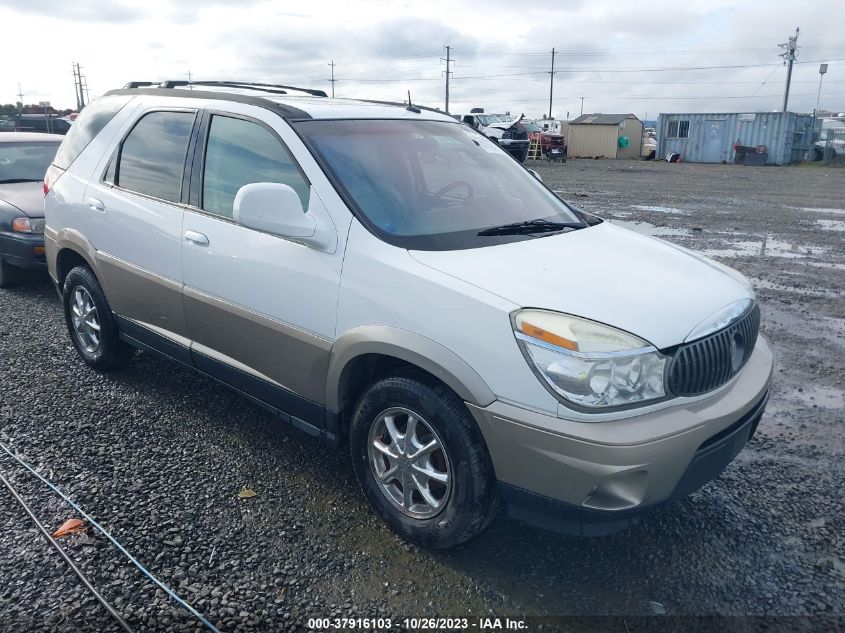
[657,112,816,165]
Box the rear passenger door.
[181,107,342,425]
[84,108,198,345]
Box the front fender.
[326,325,496,411]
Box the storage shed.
[657,112,817,165]
[567,113,643,159]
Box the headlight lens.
[513,310,667,409]
[11,217,45,234]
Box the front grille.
[668,304,760,396]
[503,130,528,140]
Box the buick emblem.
[730,332,745,372]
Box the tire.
[513,149,528,163]
[0,258,23,287]
[813,147,824,162]
[350,372,500,549]
[62,265,135,370]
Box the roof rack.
[122,80,327,98]
[358,99,447,117]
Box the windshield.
[296,119,584,250]
[0,141,61,183]
[521,122,543,133]
[476,114,506,126]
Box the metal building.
[567,113,644,159]
[657,112,817,165]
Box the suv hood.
[0,182,45,218]
[486,114,524,131]
[410,222,755,350]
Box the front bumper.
[468,335,774,535]
[0,231,46,270]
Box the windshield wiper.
[477,219,584,236]
[0,178,42,184]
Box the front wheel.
[350,373,500,549]
[62,266,135,370]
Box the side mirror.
[527,169,542,182]
[233,183,315,238]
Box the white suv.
[45,82,773,548]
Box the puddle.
[701,236,822,259]
[752,279,838,298]
[631,204,687,215]
[610,219,691,237]
[792,207,845,216]
[817,219,845,232]
[803,261,845,271]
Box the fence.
[820,128,845,165]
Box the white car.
[455,110,530,162]
[44,82,773,548]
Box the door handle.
[183,230,210,247]
[87,197,105,212]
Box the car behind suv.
[45,82,773,548]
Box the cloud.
[7,0,145,22]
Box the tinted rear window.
[52,96,131,170]
[116,111,195,203]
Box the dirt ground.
[0,159,843,631]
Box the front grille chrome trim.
[668,304,760,397]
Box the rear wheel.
[62,266,135,370]
[350,372,500,549]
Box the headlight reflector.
[11,217,45,234]
[514,310,667,409]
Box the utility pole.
[72,62,86,110]
[441,46,454,113]
[580,96,585,115]
[548,48,556,119]
[815,63,828,114]
[328,61,336,98]
[16,83,24,113]
[72,63,80,110]
[187,70,193,90]
[779,27,799,112]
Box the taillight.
[43,164,62,196]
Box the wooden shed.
[567,113,643,159]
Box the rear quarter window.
[52,95,132,170]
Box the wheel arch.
[327,326,496,415]
[47,228,101,286]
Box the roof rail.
[358,99,447,116]
[122,80,326,97]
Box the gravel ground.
[0,159,843,631]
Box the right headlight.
[513,310,668,409]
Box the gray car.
[0,132,62,286]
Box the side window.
[667,121,679,138]
[202,115,310,219]
[117,111,195,203]
[103,152,117,185]
[52,95,131,170]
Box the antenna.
[406,90,420,114]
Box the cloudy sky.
[3,0,845,120]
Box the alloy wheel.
[70,286,101,354]
[367,407,452,519]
